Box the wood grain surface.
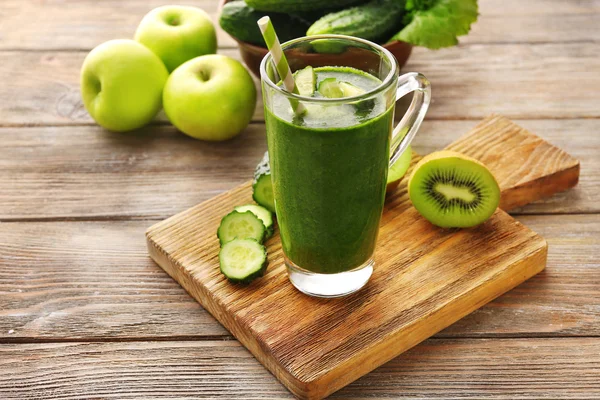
[0,213,597,343]
[148,207,547,399]
[2,0,598,51]
[145,116,581,398]
[1,0,598,398]
[1,119,596,221]
[382,116,579,217]
[446,116,580,211]
[2,42,600,126]
[0,213,597,342]
[1,338,599,400]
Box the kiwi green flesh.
[386,145,412,193]
[409,156,500,228]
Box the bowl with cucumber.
[219,0,479,76]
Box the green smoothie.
[265,67,394,274]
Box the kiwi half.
[408,151,501,228]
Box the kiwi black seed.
[408,151,501,228]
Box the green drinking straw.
[257,16,305,114]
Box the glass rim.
[259,34,399,104]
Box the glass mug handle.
[389,72,431,166]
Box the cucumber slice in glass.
[318,79,374,115]
[217,210,266,245]
[234,204,274,238]
[294,66,316,96]
[339,81,366,97]
[318,79,367,98]
[219,239,268,283]
[318,77,345,98]
[340,82,375,115]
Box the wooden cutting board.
[146,115,579,400]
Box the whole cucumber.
[307,0,405,43]
[220,1,310,46]
[244,0,366,13]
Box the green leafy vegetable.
[390,0,478,49]
[402,0,436,25]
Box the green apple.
[80,39,168,132]
[386,145,413,194]
[134,5,217,73]
[163,55,257,141]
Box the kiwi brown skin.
[408,151,501,228]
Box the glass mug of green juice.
[260,35,431,297]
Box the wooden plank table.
[0,0,599,398]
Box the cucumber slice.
[252,173,276,214]
[318,77,344,98]
[339,81,366,97]
[386,145,412,194]
[219,239,268,283]
[294,66,316,96]
[217,210,266,245]
[340,81,375,114]
[253,152,276,214]
[318,79,367,99]
[234,204,274,238]
[318,79,374,115]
